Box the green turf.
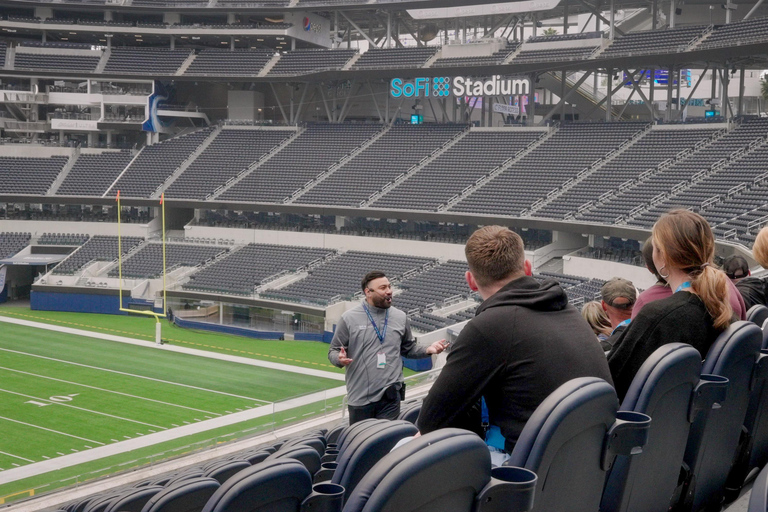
[0,306,344,374]
[0,321,340,473]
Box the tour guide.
[328,271,448,423]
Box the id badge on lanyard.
[377,351,386,368]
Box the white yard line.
[0,388,168,430]
[0,385,347,485]
[0,348,270,404]
[0,452,34,464]
[0,367,222,417]
[0,417,104,446]
[0,316,343,382]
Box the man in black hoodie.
[417,226,613,455]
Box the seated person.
[723,254,767,311]
[600,277,636,350]
[608,210,734,400]
[582,301,612,348]
[416,226,613,460]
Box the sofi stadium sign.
[390,75,530,98]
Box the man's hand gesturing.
[338,346,354,366]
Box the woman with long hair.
[582,301,612,349]
[608,209,734,399]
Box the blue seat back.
[331,420,418,499]
[747,463,768,512]
[747,305,768,327]
[601,343,702,512]
[141,478,220,512]
[342,429,490,512]
[507,377,618,512]
[265,445,322,476]
[683,321,762,512]
[201,459,312,512]
[104,486,164,512]
[203,460,251,484]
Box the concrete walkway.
[0,315,346,485]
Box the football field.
[0,317,343,477]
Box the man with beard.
[329,271,448,423]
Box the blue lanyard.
[363,303,388,344]
[612,318,631,335]
[676,281,692,293]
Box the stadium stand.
[104,48,193,75]
[579,118,768,224]
[393,260,472,314]
[697,15,768,49]
[268,49,357,75]
[183,243,333,295]
[0,156,69,195]
[0,231,31,258]
[14,50,102,73]
[165,128,296,200]
[574,246,644,266]
[52,235,144,275]
[512,34,602,63]
[261,251,434,305]
[372,130,545,211]
[451,122,647,216]
[220,123,384,203]
[184,49,275,77]
[352,47,438,69]
[431,41,520,67]
[107,243,227,279]
[599,25,708,57]
[38,233,90,245]
[56,151,135,197]
[536,127,720,219]
[296,124,466,207]
[108,128,215,198]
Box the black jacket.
[417,275,614,451]
[608,291,723,400]
[736,277,768,311]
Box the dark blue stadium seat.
[264,444,322,475]
[201,458,342,512]
[747,305,768,327]
[202,460,252,484]
[279,434,326,456]
[164,470,206,488]
[334,419,383,456]
[326,424,347,445]
[601,344,708,512]
[141,477,220,512]
[330,419,418,499]
[104,486,164,512]
[237,450,272,465]
[748,463,768,512]
[674,321,762,512]
[397,401,422,424]
[342,429,493,512]
[506,377,648,512]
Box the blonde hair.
[652,209,732,329]
[754,225,768,269]
[465,226,525,287]
[582,301,612,338]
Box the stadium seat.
[505,377,649,512]
[279,434,326,456]
[164,470,207,488]
[674,321,762,512]
[748,463,768,512]
[202,460,252,484]
[201,458,342,512]
[601,343,712,512]
[236,450,272,465]
[747,305,768,327]
[397,400,422,424]
[104,486,165,512]
[326,424,347,445]
[342,429,494,512]
[334,419,381,453]
[141,477,220,512]
[329,419,418,499]
[264,444,322,475]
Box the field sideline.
[0,310,348,503]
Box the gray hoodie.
[329,301,430,407]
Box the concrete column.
[606,70,613,121]
[170,35,175,50]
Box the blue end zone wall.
[31,290,160,315]
[173,315,284,340]
[403,356,432,371]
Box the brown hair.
[652,209,732,329]
[582,301,612,338]
[361,271,387,291]
[465,226,525,287]
[754,225,768,269]
[642,238,666,284]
